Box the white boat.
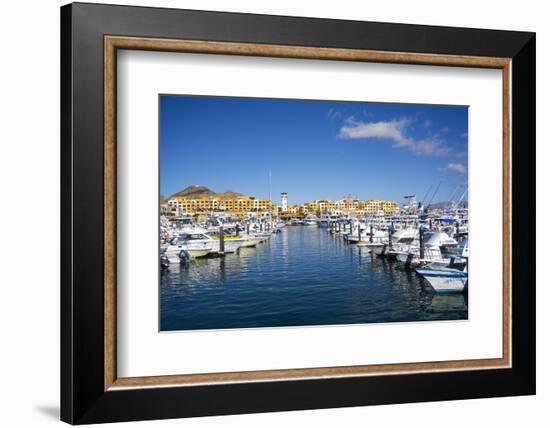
[238,234,264,248]
[164,232,216,262]
[304,214,318,226]
[270,220,286,232]
[385,228,418,259]
[347,228,386,243]
[393,247,416,264]
[387,230,460,266]
[416,265,468,293]
[205,214,237,232]
[371,243,389,256]
[317,213,339,227]
[164,230,248,262]
[207,234,248,253]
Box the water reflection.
[161,226,467,331]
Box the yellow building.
[164,195,276,218]
[302,198,398,216]
[163,194,398,218]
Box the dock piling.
[219,226,225,254]
[419,224,424,260]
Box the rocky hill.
[169,185,244,199]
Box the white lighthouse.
[281,192,288,212]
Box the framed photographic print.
[61,2,536,424]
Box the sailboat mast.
[269,170,272,202]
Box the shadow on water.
[160,226,468,331]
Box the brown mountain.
[218,190,245,199]
[169,186,244,199]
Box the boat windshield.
[397,237,415,244]
[178,233,209,241]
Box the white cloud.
[338,117,449,156]
[455,151,468,159]
[327,108,341,120]
[443,162,467,176]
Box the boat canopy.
[437,217,458,223]
[425,231,457,247]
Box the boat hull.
[365,243,384,253]
[372,244,387,256]
[395,251,410,264]
[164,252,183,264]
[185,248,212,258]
[211,238,246,253]
[239,236,263,248]
[164,243,214,261]
[416,269,467,293]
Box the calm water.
[160,226,467,331]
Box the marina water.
[160,226,467,331]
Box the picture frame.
[61,2,535,424]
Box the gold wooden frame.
[104,36,512,391]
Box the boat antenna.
[447,184,461,207]
[269,170,272,202]
[420,184,433,206]
[427,181,441,207]
[453,188,468,210]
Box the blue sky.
[160,95,468,205]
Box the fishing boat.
[164,231,216,262]
[356,227,416,262]
[346,225,377,243]
[379,227,417,259]
[289,218,304,226]
[416,264,468,293]
[304,214,318,226]
[233,233,263,248]
[271,220,286,232]
[358,228,388,253]
[388,230,462,266]
[317,213,339,227]
[207,232,249,253]
[164,229,249,262]
[371,242,389,256]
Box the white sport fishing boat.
[163,229,248,262]
[269,220,286,233]
[289,218,304,226]
[416,264,468,293]
[304,214,318,226]
[384,228,418,259]
[391,231,464,267]
[347,226,384,243]
[207,233,249,253]
[238,234,265,248]
[362,230,388,253]
[163,231,216,262]
[317,213,339,227]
